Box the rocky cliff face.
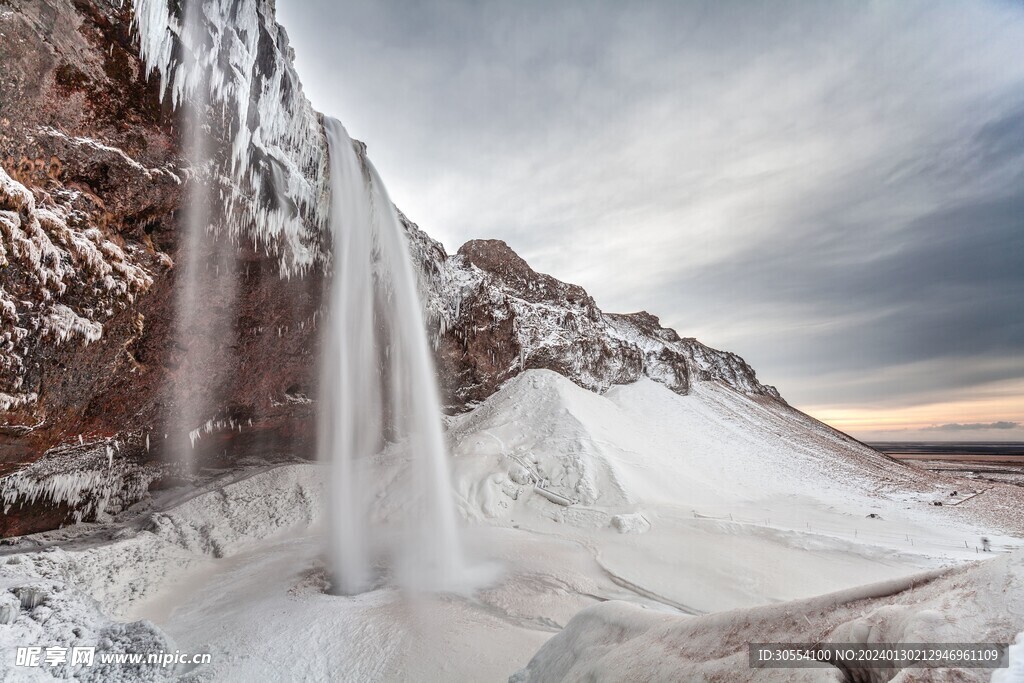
[1,0,779,536]
[404,226,780,411]
[0,0,326,534]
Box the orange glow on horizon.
[802,379,1024,437]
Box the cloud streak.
[924,422,1019,432]
[277,0,1024,434]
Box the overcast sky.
[277,0,1024,440]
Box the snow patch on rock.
[0,165,153,410]
[37,127,182,184]
[416,237,781,411]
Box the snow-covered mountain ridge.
[403,223,781,411]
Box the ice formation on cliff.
[133,0,329,277]
[0,441,164,525]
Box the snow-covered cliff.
[133,0,329,277]
[0,166,148,411]
[0,0,325,534]
[404,229,781,411]
[3,0,781,536]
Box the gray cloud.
[277,0,1024,426]
[924,422,1020,432]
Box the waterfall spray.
[165,0,239,474]
[320,119,465,595]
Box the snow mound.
[449,369,925,521]
[450,370,634,514]
[1,465,323,617]
[513,550,1024,682]
[610,513,651,534]
[148,464,324,558]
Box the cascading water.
[135,0,472,594]
[320,118,465,595]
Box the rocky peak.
[455,239,593,309]
[426,237,781,411]
[457,239,527,271]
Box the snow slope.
[448,370,1022,615]
[450,370,1013,538]
[449,369,890,512]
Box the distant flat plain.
[870,442,1024,485]
[870,442,1024,463]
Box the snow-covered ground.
[513,552,1024,682]
[1,371,1022,681]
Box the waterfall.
[320,119,465,595]
[135,0,471,594]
